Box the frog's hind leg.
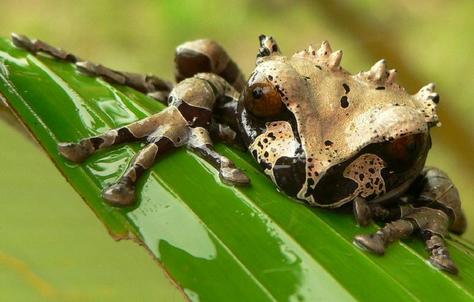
[175,39,245,92]
[11,33,172,103]
[417,167,467,235]
[413,167,465,273]
[12,33,80,63]
[75,62,172,103]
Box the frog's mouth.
[373,133,430,176]
[336,105,432,203]
[312,133,431,207]
[360,133,431,201]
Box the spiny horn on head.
[414,82,440,127]
[416,83,439,104]
[293,40,344,72]
[369,59,387,81]
[355,59,404,89]
[328,50,343,69]
[386,69,397,84]
[257,34,281,60]
[419,83,436,93]
[317,40,332,57]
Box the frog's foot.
[219,159,250,186]
[12,33,79,62]
[353,233,385,255]
[210,122,243,147]
[354,219,415,255]
[102,181,136,207]
[58,140,94,163]
[353,197,372,227]
[405,206,459,274]
[430,255,458,275]
[11,33,36,53]
[426,234,458,274]
[187,127,250,187]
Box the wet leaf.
[1,37,473,301]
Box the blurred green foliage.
[0,0,472,301]
[0,124,184,301]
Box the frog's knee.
[404,207,449,237]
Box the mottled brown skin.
[12,33,466,274]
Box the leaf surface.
[1,38,473,301]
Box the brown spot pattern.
[343,153,386,199]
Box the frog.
[11,33,466,274]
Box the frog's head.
[237,35,441,206]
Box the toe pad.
[102,182,136,207]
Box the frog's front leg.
[354,167,466,274]
[187,127,249,186]
[353,197,402,226]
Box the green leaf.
[1,37,473,301]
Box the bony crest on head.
[355,59,401,90]
[355,59,440,127]
[293,40,344,72]
[256,34,281,64]
[414,83,441,127]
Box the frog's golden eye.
[243,83,283,117]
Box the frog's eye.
[243,83,283,117]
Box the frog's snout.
[365,106,432,173]
[378,133,430,172]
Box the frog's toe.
[353,234,385,255]
[58,141,94,163]
[11,33,35,52]
[76,61,126,84]
[76,61,99,76]
[430,254,458,275]
[102,182,136,207]
[219,166,250,186]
